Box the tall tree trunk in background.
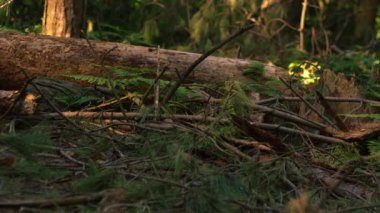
[42,0,87,38]
[354,0,378,45]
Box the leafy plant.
[324,52,380,98]
[0,125,55,158]
[368,140,380,162]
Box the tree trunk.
[0,32,286,90]
[354,0,378,45]
[42,0,87,38]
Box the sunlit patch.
[87,19,93,33]
[22,92,39,115]
[288,61,321,85]
[227,0,237,9]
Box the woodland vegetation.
[0,0,380,212]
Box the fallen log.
[0,32,286,90]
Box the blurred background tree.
[0,0,379,65]
[42,0,86,38]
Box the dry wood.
[326,123,380,141]
[38,111,230,123]
[312,168,373,200]
[239,119,352,147]
[0,32,286,90]
[0,191,105,207]
[0,90,18,112]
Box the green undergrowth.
[61,66,205,110]
[1,119,379,212]
[325,52,380,99]
[1,56,380,212]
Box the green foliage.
[323,52,380,98]
[310,146,360,168]
[55,95,101,109]
[0,125,55,158]
[5,157,69,179]
[188,0,260,53]
[241,62,281,96]
[377,9,380,40]
[243,80,281,96]
[65,66,203,105]
[64,74,128,90]
[0,25,20,32]
[325,52,378,79]
[0,125,69,180]
[242,61,265,79]
[64,66,152,92]
[224,81,254,116]
[2,1,380,211]
[0,0,43,33]
[368,140,380,162]
[72,163,115,192]
[186,174,249,213]
[344,113,380,120]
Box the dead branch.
[0,191,105,207]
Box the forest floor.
[1,65,380,213]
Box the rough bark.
[42,0,87,38]
[354,0,378,45]
[0,32,286,90]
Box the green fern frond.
[55,95,101,109]
[64,74,110,86]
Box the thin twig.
[121,171,189,189]
[313,163,358,213]
[246,121,352,147]
[59,149,86,169]
[316,91,348,131]
[253,104,327,131]
[162,23,255,104]
[334,204,380,213]
[19,68,97,142]
[280,77,336,128]
[0,0,13,9]
[256,96,380,105]
[141,66,168,104]
[154,45,161,120]
[0,191,105,207]
[230,200,281,213]
[38,111,230,123]
[0,77,32,120]
[220,141,256,160]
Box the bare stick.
[154,45,161,120]
[141,66,168,104]
[38,111,229,123]
[280,78,336,128]
[0,0,13,9]
[0,191,105,207]
[247,122,352,147]
[253,104,327,131]
[121,171,188,189]
[256,96,380,105]
[299,0,308,51]
[162,23,255,104]
[316,91,348,131]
